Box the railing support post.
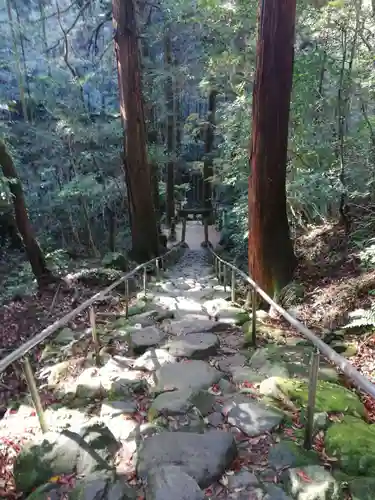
[124,279,129,318]
[203,217,209,245]
[89,306,100,365]
[156,258,160,277]
[304,349,320,450]
[143,266,147,297]
[23,357,48,433]
[181,218,187,242]
[218,259,222,283]
[223,264,227,292]
[231,269,236,303]
[251,288,257,346]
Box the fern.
[344,307,375,329]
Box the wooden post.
[124,279,129,318]
[223,264,227,292]
[156,258,160,277]
[181,217,187,242]
[143,266,147,296]
[23,357,48,433]
[89,306,100,364]
[251,289,257,346]
[231,268,236,302]
[203,217,209,245]
[304,350,320,450]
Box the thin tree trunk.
[164,31,176,240]
[0,141,53,286]
[248,0,297,299]
[6,0,28,121]
[112,0,159,261]
[203,90,217,220]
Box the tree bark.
[164,31,176,239]
[203,90,217,218]
[248,0,297,299]
[112,0,159,261]
[0,140,54,286]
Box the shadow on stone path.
[1,241,372,499]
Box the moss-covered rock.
[325,416,375,476]
[248,345,339,382]
[349,477,375,500]
[330,340,358,358]
[102,252,128,271]
[269,440,320,469]
[243,322,286,343]
[275,379,365,417]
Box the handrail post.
[218,259,222,283]
[223,263,227,292]
[143,266,147,297]
[231,268,236,302]
[181,218,187,242]
[251,288,257,346]
[23,357,48,433]
[304,349,320,450]
[89,306,100,365]
[156,258,160,277]
[124,279,129,318]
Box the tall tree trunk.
[112,0,159,261]
[164,31,176,240]
[248,0,297,299]
[203,90,217,220]
[0,141,53,286]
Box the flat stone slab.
[222,396,283,436]
[149,389,215,419]
[167,333,219,359]
[145,465,204,500]
[165,318,218,336]
[133,348,177,371]
[130,326,166,353]
[151,360,222,394]
[136,430,237,488]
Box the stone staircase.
[2,248,373,499]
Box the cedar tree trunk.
[0,140,53,286]
[248,0,297,298]
[203,90,217,216]
[164,31,176,239]
[112,0,159,261]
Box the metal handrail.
[209,247,375,400]
[0,243,183,374]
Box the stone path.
[2,245,375,499]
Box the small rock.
[167,333,220,359]
[130,326,166,354]
[165,318,218,336]
[268,441,319,470]
[226,469,259,490]
[151,360,222,394]
[133,348,176,371]
[222,396,283,436]
[145,465,204,500]
[100,400,137,420]
[264,484,292,500]
[136,430,237,488]
[70,473,136,499]
[14,420,119,493]
[217,354,247,373]
[281,465,340,499]
[206,412,224,427]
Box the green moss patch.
[325,416,375,476]
[278,379,365,417]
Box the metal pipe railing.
[0,244,182,375]
[209,247,375,448]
